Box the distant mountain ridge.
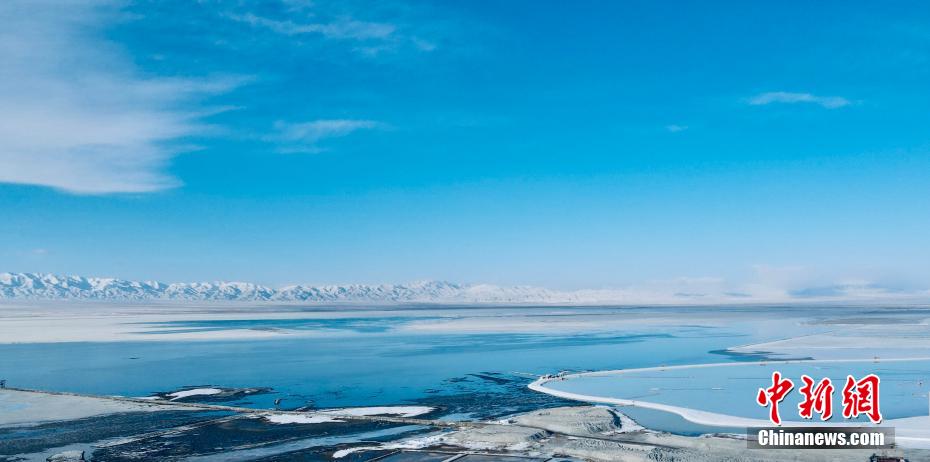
[0,272,573,303]
[5,272,917,305]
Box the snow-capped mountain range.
[4,272,919,305]
[0,272,576,303]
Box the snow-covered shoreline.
[261,406,435,425]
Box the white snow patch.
[332,433,446,458]
[167,388,223,400]
[331,447,367,458]
[321,406,434,418]
[262,413,342,424]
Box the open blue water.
[0,330,739,409]
[0,307,768,408]
[2,305,925,434]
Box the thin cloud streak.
[228,13,396,40]
[747,91,852,109]
[270,119,386,153]
[223,3,440,56]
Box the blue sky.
[2,1,930,297]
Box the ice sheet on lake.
[0,389,181,427]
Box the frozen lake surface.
[1,304,928,433]
[541,358,930,424]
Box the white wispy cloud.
[270,119,385,153]
[0,1,241,194]
[665,124,688,133]
[747,91,852,109]
[229,13,396,41]
[225,2,439,56]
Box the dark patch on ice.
[411,378,577,421]
[467,373,512,385]
[708,349,813,362]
